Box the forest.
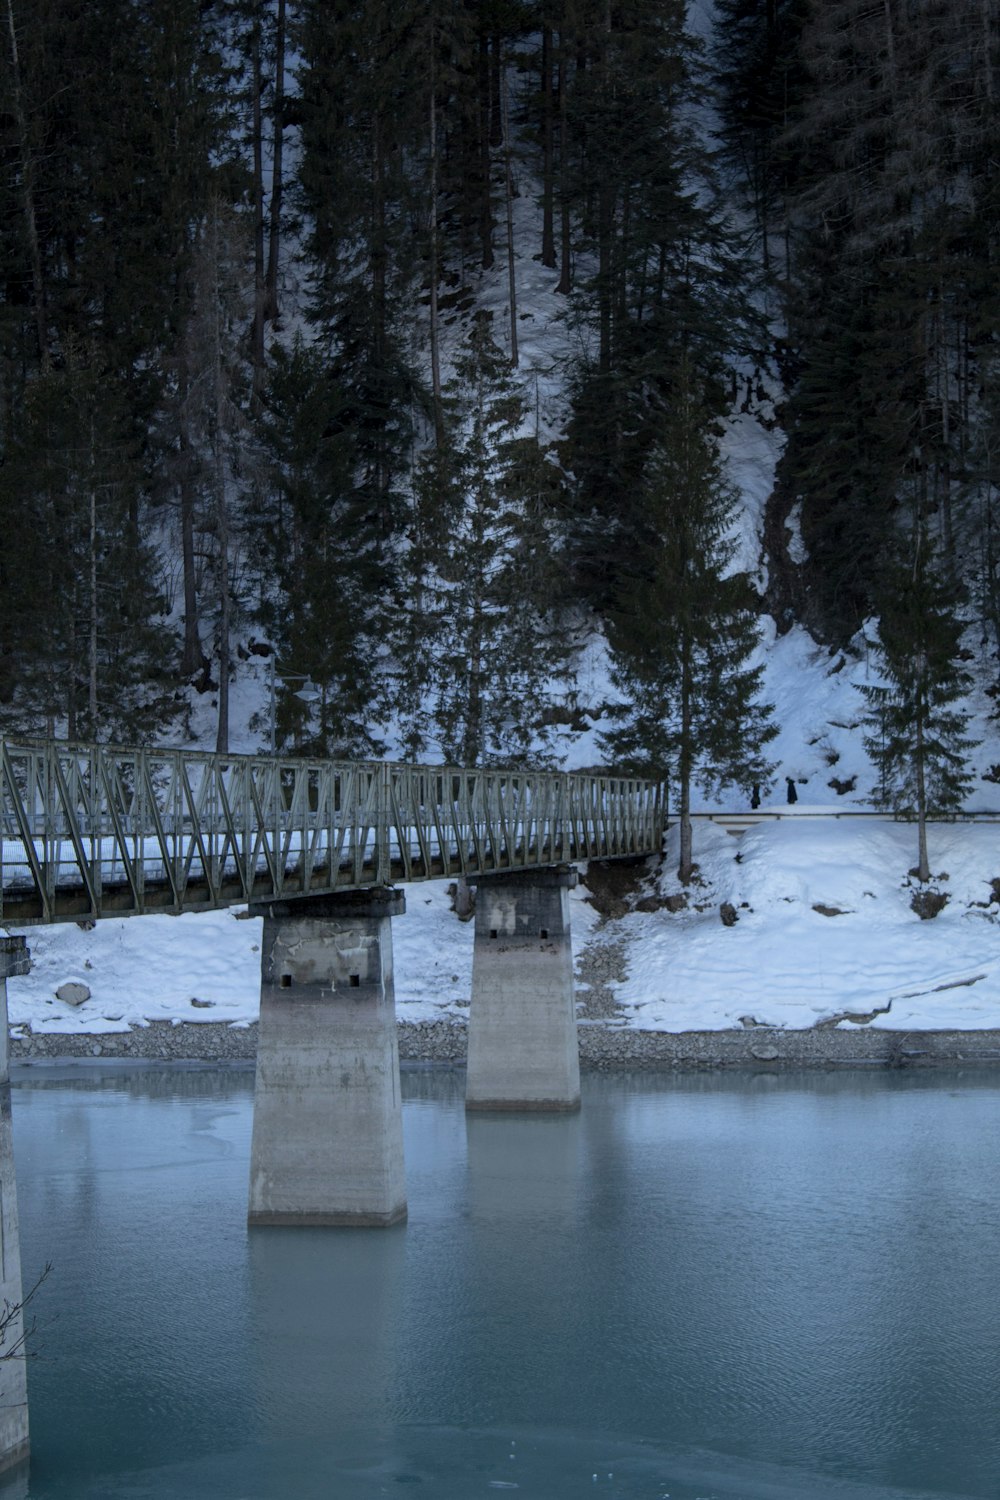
[1,0,998,843]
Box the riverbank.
[10,1018,1000,1070]
[7,821,1000,1052]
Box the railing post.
[376,762,392,885]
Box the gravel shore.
[10,1018,1000,1070]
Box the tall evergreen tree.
[771,0,1000,643]
[0,352,173,740]
[398,314,567,765]
[297,0,428,541]
[862,533,977,884]
[251,339,392,757]
[712,0,807,276]
[562,0,760,615]
[600,363,775,883]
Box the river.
[4,1063,999,1499]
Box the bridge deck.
[0,741,665,925]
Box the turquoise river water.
[3,1063,999,1500]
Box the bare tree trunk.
[371,99,392,535]
[177,355,203,677]
[915,704,929,882]
[67,614,78,740]
[264,0,286,322]
[882,0,897,108]
[209,202,231,756]
[556,28,571,294]
[88,435,99,734]
[5,0,49,367]
[501,46,519,368]
[982,0,995,102]
[478,33,494,269]
[428,10,444,443]
[540,22,556,268]
[249,3,267,404]
[597,189,613,375]
[489,31,503,147]
[678,639,694,884]
[596,4,613,375]
[678,772,693,886]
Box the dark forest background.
[2,0,998,782]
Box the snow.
[6,816,1000,1039]
[607,818,1000,1032]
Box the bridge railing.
[0,740,665,923]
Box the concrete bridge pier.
[248,888,407,1227]
[466,867,580,1112]
[0,937,30,1473]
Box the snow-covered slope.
[8,814,999,1038]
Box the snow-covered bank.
[5,817,1000,1043]
[604,819,1000,1032]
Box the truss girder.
[0,740,665,925]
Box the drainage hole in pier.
[489,929,498,940]
[349,974,361,987]
[280,974,292,989]
[540,928,549,939]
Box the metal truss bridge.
[0,739,665,925]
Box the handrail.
[687,808,1000,833]
[0,739,666,924]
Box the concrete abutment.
[247,888,407,1227]
[466,867,581,1112]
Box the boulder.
[56,981,91,1007]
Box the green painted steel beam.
[0,740,666,926]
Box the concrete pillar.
[466,867,580,1112]
[248,888,407,1227]
[0,937,30,1473]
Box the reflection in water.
[465,1108,585,1221]
[247,1224,406,1443]
[4,1064,1000,1499]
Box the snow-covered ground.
[6,814,999,1038]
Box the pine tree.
[250,339,391,758]
[772,0,1000,643]
[712,0,808,277]
[562,0,761,615]
[600,363,775,883]
[171,198,258,755]
[0,352,173,740]
[397,314,567,766]
[297,0,428,542]
[862,534,977,884]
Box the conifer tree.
[712,0,807,276]
[175,199,257,754]
[297,0,427,542]
[562,0,760,614]
[398,314,566,766]
[862,534,977,884]
[0,353,173,740]
[772,0,1000,643]
[601,363,775,883]
[251,339,391,757]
